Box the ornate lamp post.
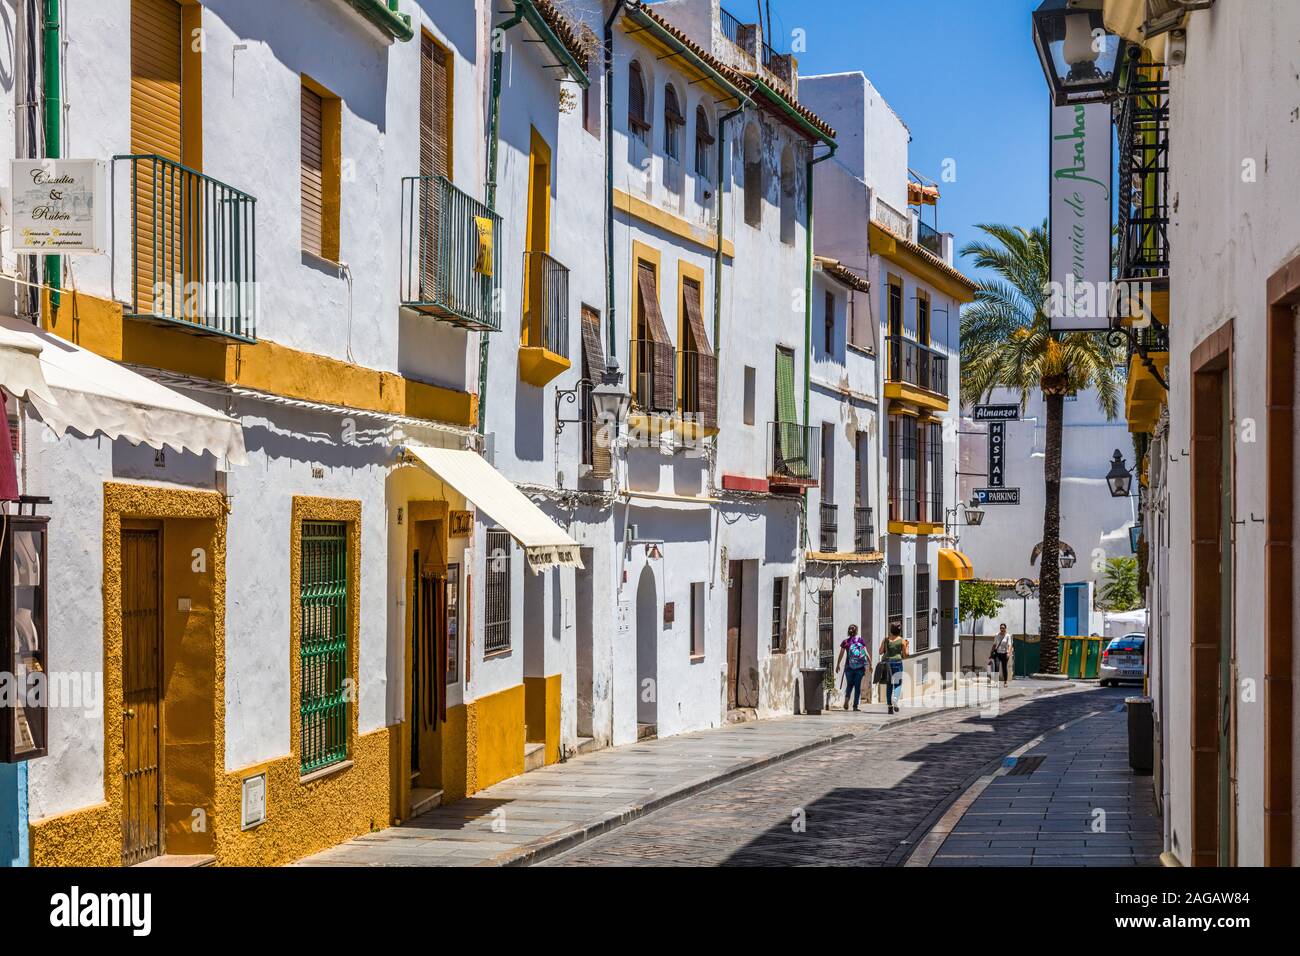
[1032,0,1126,107]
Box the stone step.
[524,742,546,773]
[133,854,215,868]
[410,787,443,819]
[572,736,598,756]
[637,722,657,741]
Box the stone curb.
[493,681,1061,867]
[898,708,1106,868]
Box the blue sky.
[760,0,1050,278]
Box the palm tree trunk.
[1039,389,1064,672]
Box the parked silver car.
[1099,633,1146,686]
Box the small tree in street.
[959,580,1004,635]
[959,222,1125,673]
[1097,556,1142,611]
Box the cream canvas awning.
[0,314,247,465]
[401,444,582,573]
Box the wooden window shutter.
[628,63,646,128]
[130,0,183,315]
[775,346,797,424]
[301,84,325,257]
[420,35,451,300]
[682,280,716,429]
[580,307,612,477]
[580,306,606,378]
[636,262,675,412]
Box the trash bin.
[801,668,827,715]
[1126,696,1153,775]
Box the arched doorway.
[635,565,658,738]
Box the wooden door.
[121,529,163,865]
[726,561,743,710]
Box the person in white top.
[990,624,1013,686]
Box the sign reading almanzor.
[1048,103,1112,331]
[8,159,108,255]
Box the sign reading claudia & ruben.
[1048,103,1112,331]
[7,159,108,255]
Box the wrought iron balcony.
[401,175,502,331]
[917,220,943,257]
[523,251,569,356]
[1130,321,1170,358]
[854,507,875,553]
[767,422,820,488]
[819,502,838,553]
[887,337,948,397]
[631,338,675,414]
[677,350,717,430]
[1116,62,1169,285]
[719,6,744,47]
[117,154,257,342]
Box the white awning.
[401,444,582,573]
[0,314,247,465]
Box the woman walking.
[878,623,909,714]
[990,624,1012,687]
[836,624,870,711]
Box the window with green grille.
[300,521,349,774]
[484,529,512,655]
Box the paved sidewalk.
[295,678,1065,867]
[919,705,1161,866]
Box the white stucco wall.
[1159,0,1300,866]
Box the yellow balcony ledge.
[519,347,572,387]
[886,520,943,537]
[627,409,718,440]
[884,381,949,412]
[1119,287,1169,328]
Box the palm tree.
[959,222,1124,673]
[1097,556,1141,612]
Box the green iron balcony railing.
[768,421,821,487]
[402,175,502,331]
[117,154,257,342]
[523,251,569,355]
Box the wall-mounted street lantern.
[1032,0,1126,107]
[945,496,986,538]
[963,497,986,527]
[1106,449,1134,499]
[555,372,631,439]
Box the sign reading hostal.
[8,159,108,254]
[1048,103,1112,331]
[988,422,1006,488]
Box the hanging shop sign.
[988,422,1006,488]
[973,404,1020,422]
[1048,102,1112,331]
[974,488,1021,506]
[449,510,474,537]
[7,159,108,255]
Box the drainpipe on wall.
[42,0,61,313]
[798,143,836,561]
[477,3,526,437]
[712,107,743,349]
[602,0,627,372]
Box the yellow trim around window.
[614,189,735,258]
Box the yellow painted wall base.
[524,674,561,765]
[42,289,477,427]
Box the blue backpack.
[846,639,868,670]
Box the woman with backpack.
[836,624,870,711]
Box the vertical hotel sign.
[1048,103,1112,331]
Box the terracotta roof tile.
[533,0,591,70]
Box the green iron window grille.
[484,529,512,655]
[117,154,258,342]
[300,521,349,774]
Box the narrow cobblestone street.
[544,685,1148,866]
